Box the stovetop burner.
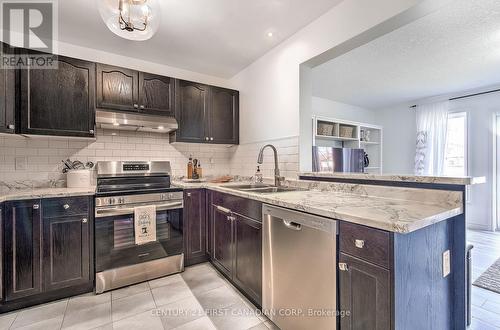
[96,161,180,197]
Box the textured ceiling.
[312,0,500,109]
[58,0,342,78]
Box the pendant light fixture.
[98,0,161,41]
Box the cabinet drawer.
[42,197,90,218]
[211,192,262,222]
[339,221,391,269]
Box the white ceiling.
[312,0,500,109]
[58,0,342,78]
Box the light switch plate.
[443,250,451,277]
[15,156,27,171]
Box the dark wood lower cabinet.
[43,215,91,291]
[233,213,262,304]
[184,190,208,266]
[339,252,391,330]
[1,196,93,311]
[4,200,42,301]
[209,192,262,307]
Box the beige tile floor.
[0,263,277,330]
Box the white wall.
[230,0,424,145]
[312,97,377,123]
[375,103,416,174]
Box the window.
[443,112,467,176]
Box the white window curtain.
[414,101,450,176]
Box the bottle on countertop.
[187,155,193,179]
[197,161,203,178]
[254,166,263,184]
[192,159,199,180]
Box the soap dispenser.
[254,166,263,184]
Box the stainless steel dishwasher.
[262,204,337,330]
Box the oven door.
[95,201,183,272]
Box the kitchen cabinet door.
[211,204,233,277]
[0,43,16,134]
[96,63,139,112]
[139,72,174,116]
[233,213,262,305]
[208,87,239,144]
[42,215,91,291]
[170,80,208,143]
[184,189,208,266]
[20,55,95,137]
[4,200,42,301]
[339,252,391,330]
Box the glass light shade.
[97,0,160,41]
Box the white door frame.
[494,114,500,231]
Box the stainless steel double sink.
[224,184,305,194]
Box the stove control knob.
[108,198,115,205]
[161,193,168,200]
[118,197,125,204]
[168,193,174,199]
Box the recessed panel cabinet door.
[209,87,239,144]
[184,190,207,266]
[42,215,91,291]
[211,205,233,277]
[233,214,262,305]
[96,63,138,112]
[4,200,42,301]
[0,43,16,133]
[173,80,208,143]
[339,252,391,330]
[20,56,95,137]
[139,72,174,116]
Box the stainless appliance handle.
[283,220,302,231]
[95,201,183,218]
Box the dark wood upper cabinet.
[139,72,174,116]
[0,43,17,134]
[209,87,239,144]
[96,63,139,112]
[339,252,391,330]
[4,200,42,301]
[42,214,91,291]
[171,80,208,143]
[184,189,208,266]
[20,55,95,137]
[170,81,239,144]
[233,213,262,305]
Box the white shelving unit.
[312,116,383,174]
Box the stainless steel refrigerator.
[312,147,365,173]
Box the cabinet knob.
[140,105,145,109]
[33,204,39,210]
[89,129,95,134]
[82,218,88,223]
[187,192,191,197]
[210,137,214,141]
[133,104,139,109]
[7,124,15,130]
[227,215,236,222]
[354,239,365,249]
[205,137,209,141]
[63,204,70,210]
[338,262,349,271]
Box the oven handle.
[95,201,183,218]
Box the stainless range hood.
[95,110,178,133]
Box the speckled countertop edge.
[0,187,96,203]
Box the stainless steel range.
[94,161,184,294]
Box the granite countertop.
[173,180,463,234]
[0,187,96,203]
[299,172,486,186]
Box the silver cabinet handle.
[140,105,145,109]
[354,239,365,249]
[63,204,70,210]
[89,129,95,134]
[33,204,39,210]
[8,124,15,130]
[186,192,191,197]
[339,263,349,271]
[133,104,139,109]
[82,218,88,223]
[215,205,231,214]
[210,137,214,141]
[283,220,301,231]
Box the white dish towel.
[134,205,157,245]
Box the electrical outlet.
[15,156,27,171]
[443,250,451,277]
